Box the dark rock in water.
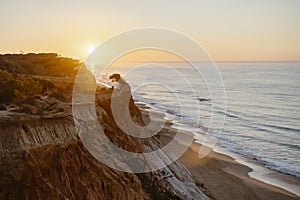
[197,97,210,102]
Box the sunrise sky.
[1,0,300,61]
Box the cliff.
[0,54,208,200]
[0,115,149,199]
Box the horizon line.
[1,52,299,62]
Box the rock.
[21,104,40,115]
[49,91,68,102]
[197,97,210,102]
[0,117,150,200]
[42,96,60,105]
[7,103,19,111]
[0,78,209,200]
[0,104,6,110]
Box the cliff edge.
[0,53,208,200]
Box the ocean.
[102,61,300,179]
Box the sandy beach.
[135,104,300,200]
[158,124,300,200]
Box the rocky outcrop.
[0,78,208,199]
[0,114,149,200]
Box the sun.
[87,45,97,54]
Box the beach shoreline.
[137,102,300,200]
[162,124,300,200]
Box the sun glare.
[87,45,97,54]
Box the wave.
[217,136,300,178]
[261,123,300,134]
[258,159,300,178]
[130,62,300,179]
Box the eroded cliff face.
[0,84,208,200]
[0,115,149,200]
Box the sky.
[0,0,300,61]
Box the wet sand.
[159,125,300,200]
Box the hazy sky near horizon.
[0,0,300,61]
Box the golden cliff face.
[0,115,150,200]
[0,55,208,199]
[0,80,149,199]
[0,84,209,199]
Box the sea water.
[103,61,300,179]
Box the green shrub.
[0,69,56,103]
[0,53,80,76]
[14,77,44,99]
[13,77,55,100]
[0,69,16,103]
[0,69,13,83]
